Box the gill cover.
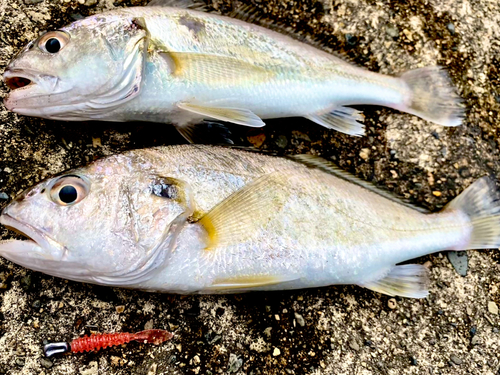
[76,17,150,115]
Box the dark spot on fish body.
[150,178,179,200]
[179,15,205,35]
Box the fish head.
[0,155,190,286]
[3,15,149,121]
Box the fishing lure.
[43,329,173,357]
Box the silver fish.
[0,145,497,297]
[2,3,463,141]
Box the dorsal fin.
[148,0,346,58]
[289,154,430,213]
[147,0,208,11]
[227,3,343,56]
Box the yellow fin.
[177,102,265,127]
[209,275,296,290]
[197,173,290,250]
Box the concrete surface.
[0,0,499,374]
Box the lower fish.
[2,2,463,141]
[0,146,498,297]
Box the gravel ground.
[1,0,500,374]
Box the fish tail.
[396,66,464,127]
[445,177,500,249]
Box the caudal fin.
[398,66,464,127]
[445,177,500,249]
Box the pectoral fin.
[209,275,298,290]
[359,264,429,298]
[178,102,265,128]
[197,173,290,250]
[176,122,234,144]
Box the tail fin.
[398,66,464,127]
[445,177,500,249]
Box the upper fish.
[2,3,463,141]
[0,145,497,297]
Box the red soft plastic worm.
[71,330,173,353]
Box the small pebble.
[359,148,370,160]
[387,298,397,309]
[447,22,455,34]
[447,251,468,276]
[247,133,266,148]
[345,33,358,46]
[0,192,8,200]
[144,319,154,330]
[111,356,120,366]
[275,135,288,149]
[115,305,125,313]
[228,353,242,373]
[294,312,305,327]
[410,357,418,366]
[450,355,462,365]
[20,275,32,291]
[488,301,498,315]
[432,191,442,197]
[349,339,360,351]
[471,335,480,345]
[40,358,53,369]
[273,348,281,356]
[385,24,399,38]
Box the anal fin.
[305,107,365,136]
[359,264,429,298]
[208,275,297,290]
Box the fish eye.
[45,38,61,53]
[49,175,89,206]
[38,31,70,54]
[59,185,77,203]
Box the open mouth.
[0,213,67,260]
[3,70,36,91]
[5,76,32,90]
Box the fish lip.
[0,213,68,260]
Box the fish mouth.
[3,69,37,91]
[0,213,68,261]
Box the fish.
[0,145,498,297]
[2,1,463,142]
